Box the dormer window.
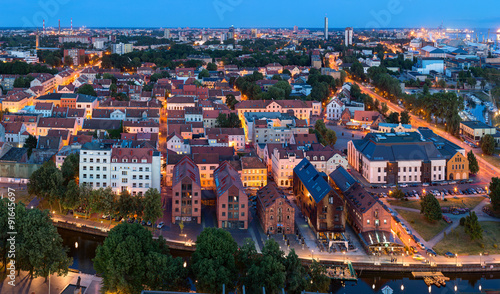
[123,159,128,163]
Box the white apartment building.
[167,133,191,154]
[111,43,133,55]
[270,145,304,188]
[79,143,161,195]
[347,132,446,184]
[326,98,344,120]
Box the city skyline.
[2,0,499,29]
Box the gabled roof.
[256,182,294,209]
[172,156,201,187]
[214,161,245,197]
[293,158,332,203]
[329,166,357,193]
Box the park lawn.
[433,222,500,255]
[389,197,484,211]
[395,209,449,241]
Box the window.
[222,212,225,216]
[122,171,127,176]
[121,178,128,183]
[367,220,370,224]
[222,204,226,208]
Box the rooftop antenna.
[71,18,73,31]
[43,19,45,35]
[58,19,61,34]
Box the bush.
[443,198,448,201]
[481,243,485,249]
[410,220,415,224]
[443,231,447,238]
[459,217,466,226]
[494,244,498,249]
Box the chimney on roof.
[150,150,153,156]
[119,150,122,156]
[130,150,133,155]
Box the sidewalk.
[0,271,102,294]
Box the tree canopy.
[94,223,187,293]
[191,228,239,293]
[467,150,479,175]
[420,193,442,222]
[76,84,98,97]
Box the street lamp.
[311,250,314,261]
[480,253,482,266]
[343,251,346,263]
[456,254,458,266]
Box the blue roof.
[329,166,357,193]
[293,158,332,203]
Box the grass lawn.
[395,209,449,241]
[433,222,500,255]
[389,197,484,211]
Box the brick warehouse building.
[256,182,295,234]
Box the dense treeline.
[0,60,58,75]
[94,226,332,294]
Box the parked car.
[410,246,418,254]
[418,242,426,250]
[426,249,437,257]
[157,222,164,229]
[422,183,430,187]
[443,215,453,224]
[445,252,456,258]
[400,183,408,188]
[413,254,425,261]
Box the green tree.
[392,187,405,200]
[191,228,238,293]
[400,110,411,125]
[143,188,163,228]
[386,112,399,124]
[63,180,80,210]
[76,84,97,96]
[94,223,186,293]
[64,56,73,67]
[23,134,37,158]
[17,206,72,280]
[420,193,442,222]
[467,150,479,175]
[225,94,238,110]
[489,177,500,211]
[274,80,292,99]
[198,69,210,79]
[244,239,286,294]
[117,190,134,219]
[284,249,307,294]
[206,62,218,71]
[381,102,389,116]
[28,160,64,212]
[324,129,337,147]
[464,211,483,240]
[307,260,330,292]
[481,134,495,155]
[61,153,79,184]
[216,113,241,128]
[437,79,447,88]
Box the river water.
[58,228,500,293]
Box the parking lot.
[368,181,488,199]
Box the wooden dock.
[412,272,450,287]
